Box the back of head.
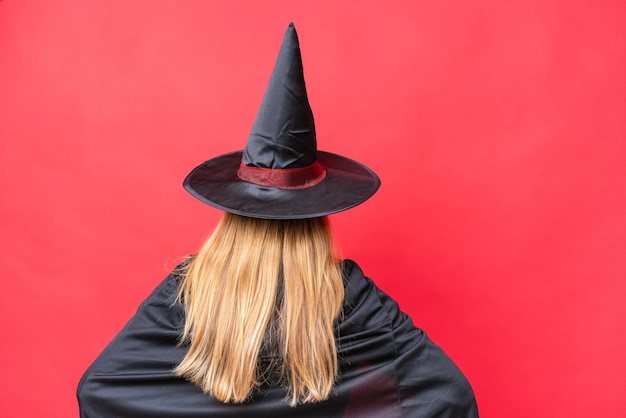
[176,213,344,406]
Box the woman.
[78,24,478,417]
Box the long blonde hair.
[175,213,344,406]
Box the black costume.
[78,23,478,417]
[77,260,478,417]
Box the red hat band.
[237,161,326,190]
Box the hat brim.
[183,151,380,219]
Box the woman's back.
[77,259,477,417]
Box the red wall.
[1,1,625,416]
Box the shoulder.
[338,259,478,417]
[77,266,189,416]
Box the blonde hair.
[175,213,344,406]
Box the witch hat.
[183,23,380,219]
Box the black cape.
[77,260,478,417]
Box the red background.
[1,1,625,416]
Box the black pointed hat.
[183,23,380,219]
